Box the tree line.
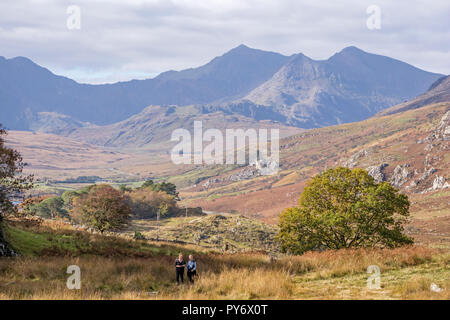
[20,181,184,233]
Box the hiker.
[175,253,186,285]
[187,254,197,284]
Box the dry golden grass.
[0,246,448,300]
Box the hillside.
[4,131,133,182]
[66,105,302,149]
[180,102,449,248]
[379,75,450,116]
[124,215,279,253]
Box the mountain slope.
[183,101,449,224]
[379,75,450,116]
[66,105,303,149]
[240,46,443,128]
[0,45,289,130]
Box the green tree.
[127,189,177,219]
[277,167,412,254]
[73,184,131,233]
[141,180,154,188]
[119,184,132,193]
[61,190,79,210]
[146,182,179,200]
[0,125,33,215]
[31,196,67,219]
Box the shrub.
[72,184,131,233]
[140,180,179,200]
[127,189,177,219]
[29,197,68,219]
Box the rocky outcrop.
[366,163,387,182]
[228,166,260,182]
[250,158,279,175]
[343,149,370,168]
[408,167,436,189]
[201,165,264,189]
[390,164,413,187]
[425,176,450,192]
[0,241,16,256]
[425,110,450,142]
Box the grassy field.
[0,219,448,300]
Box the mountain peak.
[235,44,250,50]
[225,44,258,55]
[327,46,368,62]
[339,46,365,54]
[8,56,36,65]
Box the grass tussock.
[275,246,437,278]
[163,269,294,300]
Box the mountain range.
[0,45,288,130]
[0,45,444,136]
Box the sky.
[0,0,449,84]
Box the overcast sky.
[1,0,449,83]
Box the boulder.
[390,164,412,187]
[426,176,450,192]
[366,163,387,182]
[342,149,370,168]
[425,110,450,142]
[0,228,17,257]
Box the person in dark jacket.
[187,254,197,284]
[175,253,186,285]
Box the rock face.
[343,149,370,168]
[366,163,387,182]
[242,46,442,128]
[251,158,279,175]
[426,110,450,142]
[0,241,15,256]
[408,167,436,189]
[390,164,413,187]
[228,166,260,182]
[426,176,450,192]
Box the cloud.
[0,0,448,83]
